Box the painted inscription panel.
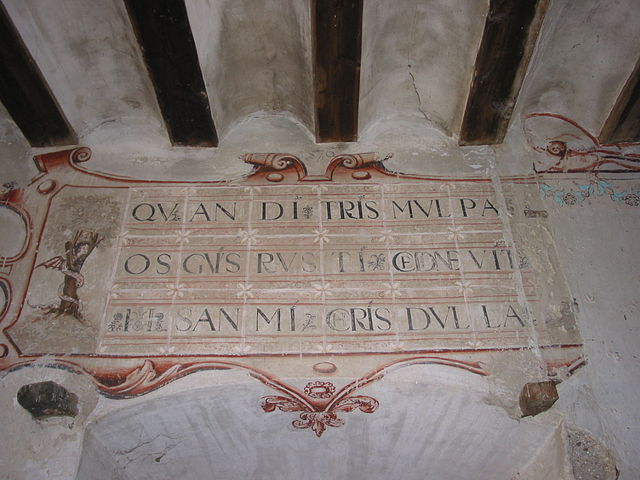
[104,182,519,355]
[0,148,584,435]
[6,152,580,362]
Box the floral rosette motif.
[304,381,335,399]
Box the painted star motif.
[382,282,402,297]
[455,280,474,295]
[312,282,333,297]
[312,228,330,244]
[388,341,405,351]
[118,231,131,246]
[232,343,253,354]
[175,230,191,245]
[166,282,186,299]
[377,229,395,243]
[238,228,259,246]
[109,284,122,299]
[447,225,465,241]
[314,343,334,354]
[237,283,254,299]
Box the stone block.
[519,381,558,417]
[17,381,78,419]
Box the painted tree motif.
[36,229,101,322]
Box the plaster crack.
[407,65,451,136]
[153,441,181,463]
[119,435,169,455]
[116,434,180,468]
[407,65,431,125]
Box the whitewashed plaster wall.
[549,196,640,478]
[0,103,34,187]
[498,5,640,474]
[73,369,572,480]
[500,0,640,176]
[511,0,640,136]
[0,362,574,480]
[186,0,314,140]
[359,0,487,139]
[2,0,167,148]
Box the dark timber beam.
[313,0,363,143]
[0,5,76,147]
[125,0,218,147]
[600,57,640,143]
[460,0,548,146]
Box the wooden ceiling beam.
[312,0,363,143]
[460,0,548,146]
[0,4,76,147]
[600,57,640,143]
[125,0,218,147]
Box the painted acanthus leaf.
[332,395,379,414]
[261,395,308,413]
[293,412,345,437]
[99,360,182,396]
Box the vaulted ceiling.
[0,0,639,163]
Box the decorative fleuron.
[262,381,378,437]
[85,359,378,436]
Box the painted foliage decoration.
[539,180,640,207]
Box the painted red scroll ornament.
[258,356,486,437]
[99,360,380,438]
[29,356,487,437]
[0,146,583,437]
[524,113,640,173]
[242,152,393,182]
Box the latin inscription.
[100,183,541,354]
[106,303,526,334]
[127,197,499,223]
